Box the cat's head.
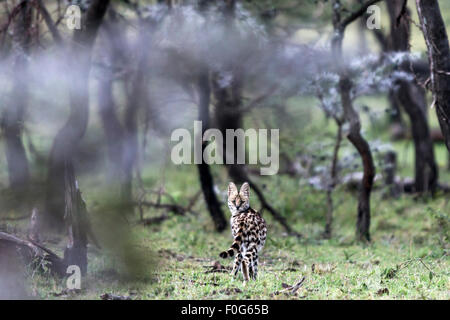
[227,182,250,215]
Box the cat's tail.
[219,229,243,259]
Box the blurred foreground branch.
[0,231,67,277]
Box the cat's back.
[232,208,266,231]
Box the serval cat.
[219,182,267,281]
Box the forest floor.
[1,89,450,300]
[6,166,448,300]
[1,92,449,300]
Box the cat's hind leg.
[232,253,242,278]
[241,258,250,282]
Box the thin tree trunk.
[46,0,109,230]
[2,1,31,191]
[324,124,342,239]
[196,71,227,232]
[383,150,401,198]
[339,77,375,241]
[332,0,377,242]
[416,0,450,153]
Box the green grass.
[7,164,447,300]
[2,88,450,300]
[3,88,450,299]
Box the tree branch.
[36,0,63,44]
[341,0,383,28]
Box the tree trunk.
[2,1,31,191]
[383,150,401,198]
[212,73,299,236]
[46,0,110,230]
[416,0,450,153]
[396,82,438,193]
[339,77,375,242]
[367,4,404,130]
[62,160,88,275]
[196,71,227,232]
[324,124,342,239]
[97,18,126,182]
[387,0,438,194]
[332,0,376,242]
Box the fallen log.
[0,231,67,277]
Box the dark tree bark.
[387,0,438,194]
[196,71,227,232]
[416,0,450,153]
[386,0,410,52]
[46,0,110,230]
[2,1,31,191]
[339,77,375,241]
[396,82,438,193]
[362,1,406,129]
[332,0,379,241]
[62,160,88,275]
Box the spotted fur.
[219,182,267,281]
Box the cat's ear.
[239,182,250,199]
[228,182,238,198]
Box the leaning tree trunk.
[196,70,227,232]
[387,0,438,193]
[416,0,450,153]
[339,77,375,241]
[2,1,32,191]
[46,0,110,230]
[332,0,377,241]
